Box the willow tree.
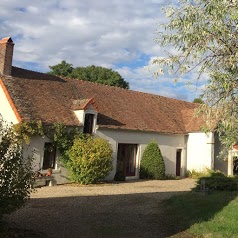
[154,0,238,156]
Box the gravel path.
[5,179,195,238]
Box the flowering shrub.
[0,119,34,219]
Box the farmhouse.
[0,37,228,184]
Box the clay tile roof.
[71,97,98,111]
[181,108,205,132]
[1,66,204,133]
[72,99,90,110]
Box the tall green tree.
[48,60,73,77]
[48,61,129,89]
[154,0,238,155]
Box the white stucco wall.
[25,128,204,184]
[187,132,214,172]
[96,128,186,180]
[0,83,19,124]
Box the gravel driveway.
[5,179,195,238]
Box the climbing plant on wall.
[13,120,113,184]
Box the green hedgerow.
[194,171,238,191]
[66,135,113,184]
[140,141,165,179]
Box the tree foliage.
[48,61,129,89]
[66,135,113,184]
[0,118,34,219]
[140,141,165,179]
[154,0,238,156]
[48,60,73,77]
[193,98,204,104]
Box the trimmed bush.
[163,174,178,180]
[140,141,165,179]
[66,135,113,184]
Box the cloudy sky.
[0,0,206,101]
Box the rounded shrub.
[140,141,165,179]
[66,135,113,184]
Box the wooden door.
[176,149,182,176]
[117,144,137,177]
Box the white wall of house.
[187,132,214,172]
[21,129,217,184]
[23,135,70,184]
[0,84,19,124]
[96,128,186,180]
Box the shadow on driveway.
[6,191,187,238]
[5,189,235,238]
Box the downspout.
[182,134,189,177]
[207,132,215,170]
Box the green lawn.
[164,191,238,238]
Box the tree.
[0,118,33,220]
[48,62,129,89]
[66,135,113,184]
[193,98,204,104]
[48,60,73,77]
[154,0,238,156]
[140,141,165,179]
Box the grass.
[164,191,238,238]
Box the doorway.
[233,156,238,175]
[117,144,138,177]
[176,149,182,176]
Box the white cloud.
[116,59,205,102]
[0,0,205,101]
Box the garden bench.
[34,176,56,187]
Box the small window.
[42,143,56,169]
[83,113,94,134]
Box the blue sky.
[0,0,205,101]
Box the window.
[42,143,56,169]
[83,113,94,134]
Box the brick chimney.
[0,37,14,76]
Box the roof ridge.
[12,66,196,106]
[12,66,48,75]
